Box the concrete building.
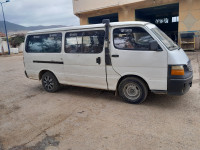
[73,0,200,49]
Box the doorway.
[136,3,179,43]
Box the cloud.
[0,0,80,26]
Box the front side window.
[26,33,62,53]
[65,30,105,53]
[113,27,154,51]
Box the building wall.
[178,0,200,49]
[75,0,179,25]
[179,0,200,32]
[73,0,145,14]
[118,7,135,22]
[74,0,200,49]
[75,0,200,31]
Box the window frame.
[64,30,105,54]
[25,32,62,53]
[113,26,158,51]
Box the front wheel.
[118,77,148,104]
[41,72,60,93]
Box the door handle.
[96,57,101,65]
[112,55,119,58]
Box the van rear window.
[26,33,62,53]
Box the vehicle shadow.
[58,85,122,103]
[143,92,185,108]
[55,85,184,108]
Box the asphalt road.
[0,52,200,150]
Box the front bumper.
[167,75,193,95]
[167,62,193,95]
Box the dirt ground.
[0,52,200,150]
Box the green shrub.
[9,34,25,48]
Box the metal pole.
[1,2,10,55]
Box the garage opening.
[136,3,179,43]
[88,13,118,24]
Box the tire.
[41,72,60,93]
[118,77,148,104]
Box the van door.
[111,26,168,91]
[63,30,107,89]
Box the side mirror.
[149,40,162,51]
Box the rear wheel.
[118,77,148,104]
[41,72,60,92]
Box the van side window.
[113,27,154,51]
[65,32,82,53]
[65,30,105,53]
[82,31,105,53]
[26,33,62,53]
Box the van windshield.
[147,24,179,50]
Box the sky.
[0,0,80,27]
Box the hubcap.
[43,76,54,90]
[123,83,141,101]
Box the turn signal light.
[171,66,184,76]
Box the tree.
[9,34,25,48]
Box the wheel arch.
[39,70,55,80]
[116,75,150,91]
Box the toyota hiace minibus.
[24,20,193,104]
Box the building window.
[172,16,179,23]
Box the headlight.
[171,65,184,76]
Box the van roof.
[27,21,149,34]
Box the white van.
[24,20,193,104]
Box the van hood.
[168,49,189,65]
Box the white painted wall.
[1,41,8,53]
[0,41,23,54]
[18,42,24,52]
[11,48,19,54]
[0,38,2,54]
[73,0,145,14]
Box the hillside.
[0,21,66,33]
